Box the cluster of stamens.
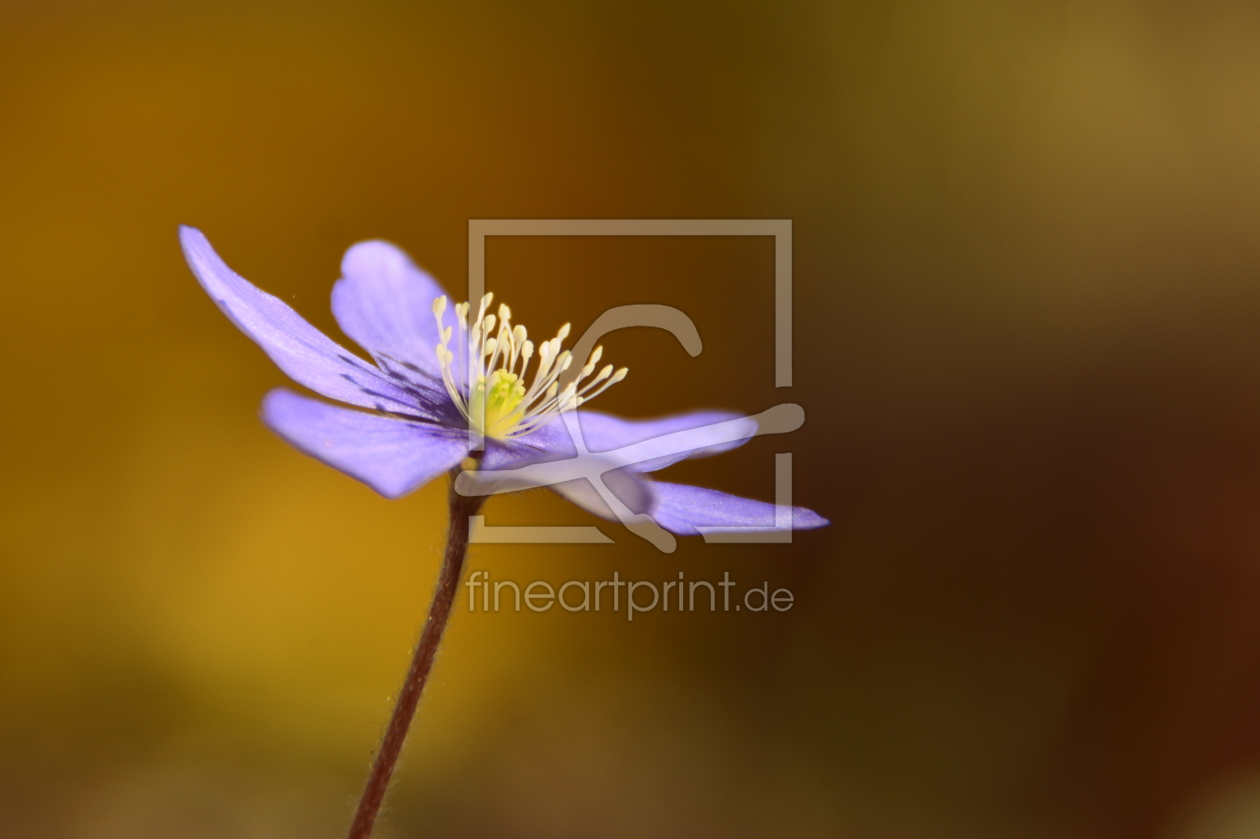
[432,293,628,440]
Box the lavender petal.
[331,240,465,380]
[262,389,470,498]
[648,482,829,535]
[181,227,418,413]
[515,410,759,473]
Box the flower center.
[432,293,627,440]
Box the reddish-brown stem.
[346,475,483,839]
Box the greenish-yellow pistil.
[432,293,627,440]
[468,370,526,439]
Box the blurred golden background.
[5,1,1260,837]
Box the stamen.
[431,295,627,439]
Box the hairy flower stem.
[346,473,484,839]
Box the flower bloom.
[180,227,826,536]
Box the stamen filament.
[431,295,626,439]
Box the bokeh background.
[5,1,1260,837]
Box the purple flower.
[180,226,827,539]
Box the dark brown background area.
[4,1,1260,837]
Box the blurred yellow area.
[6,1,1260,837]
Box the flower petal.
[576,410,758,471]
[330,240,463,379]
[181,227,418,413]
[647,482,829,535]
[515,410,759,472]
[262,389,470,498]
